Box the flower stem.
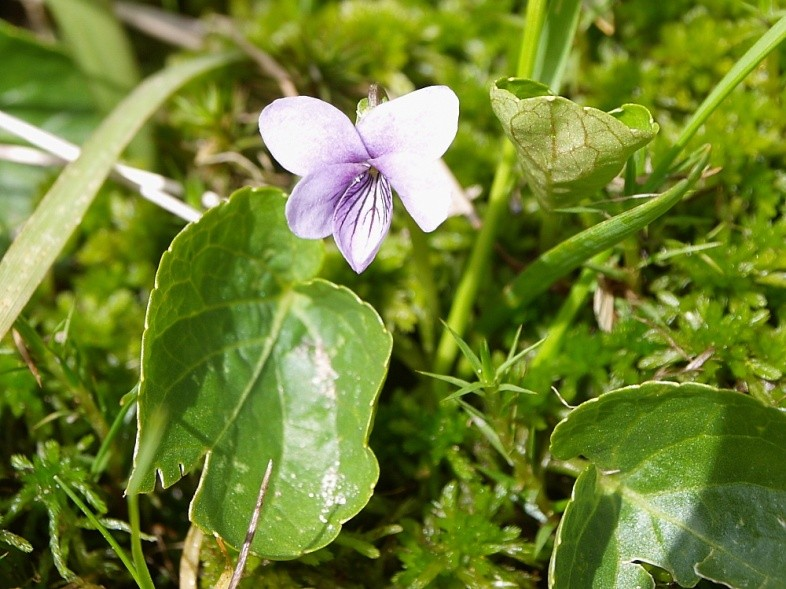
[528,253,608,373]
[433,0,548,374]
[434,143,515,374]
[406,214,440,356]
[128,493,156,589]
[53,475,150,588]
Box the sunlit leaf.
[490,77,658,208]
[129,188,392,559]
[549,381,786,589]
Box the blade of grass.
[92,386,139,476]
[482,148,710,331]
[457,400,515,467]
[532,0,582,93]
[54,474,151,589]
[44,0,154,164]
[644,13,786,191]
[0,51,240,342]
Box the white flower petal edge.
[373,153,452,232]
[285,163,368,239]
[357,86,459,160]
[259,96,369,177]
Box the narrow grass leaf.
[483,147,709,331]
[440,322,483,375]
[458,400,514,466]
[532,0,582,93]
[43,0,153,163]
[0,51,239,342]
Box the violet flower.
[259,86,459,272]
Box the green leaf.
[440,322,483,376]
[457,400,514,467]
[0,50,240,341]
[490,77,659,208]
[0,529,33,553]
[128,188,392,560]
[549,382,786,589]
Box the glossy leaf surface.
[549,382,786,588]
[129,188,392,559]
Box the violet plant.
[0,1,785,587]
[259,85,459,272]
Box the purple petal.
[333,169,393,273]
[373,153,452,232]
[286,163,367,238]
[259,97,369,176]
[356,86,459,159]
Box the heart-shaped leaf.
[128,188,392,559]
[549,381,786,589]
[491,77,659,208]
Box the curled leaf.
[491,77,659,208]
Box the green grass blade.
[53,475,147,588]
[45,0,140,109]
[644,13,786,191]
[44,0,154,163]
[457,400,515,466]
[483,148,710,331]
[532,0,582,93]
[0,51,240,342]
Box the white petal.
[373,153,452,232]
[356,86,459,159]
[259,96,369,176]
[333,170,393,273]
[286,164,367,238]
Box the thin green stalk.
[516,0,549,85]
[406,215,440,356]
[54,475,147,588]
[13,317,109,440]
[528,253,608,372]
[644,13,786,191]
[92,387,138,476]
[434,145,515,374]
[128,493,156,589]
[434,0,548,374]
